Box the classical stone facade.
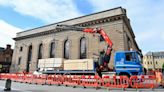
[143,51,164,70]
[10,7,140,72]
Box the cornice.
[13,14,125,41]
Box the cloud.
[0,20,22,48]
[0,0,163,53]
[0,0,82,48]
[0,0,82,23]
[88,0,164,54]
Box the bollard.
[4,79,12,91]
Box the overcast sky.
[0,0,163,54]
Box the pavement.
[0,80,164,92]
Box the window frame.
[80,37,87,59]
[50,42,55,58]
[64,40,70,59]
[38,44,43,59]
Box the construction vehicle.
[41,24,143,77]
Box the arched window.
[64,40,70,59]
[80,37,87,59]
[26,45,32,72]
[38,44,43,59]
[50,42,55,58]
[28,45,32,61]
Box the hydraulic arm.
[56,24,113,70]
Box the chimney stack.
[6,44,11,49]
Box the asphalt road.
[0,80,164,92]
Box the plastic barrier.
[63,75,80,87]
[1,73,11,80]
[130,75,158,88]
[24,74,34,84]
[0,73,161,89]
[46,75,63,85]
[0,73,6,80]
[102,75,129,89]
[49,75,63,85]
[155,71,163,84]
[10,74,17,81]
[79,75,101,88]
[15,73,25,83]
[46,75,54,85]
[33,74,47,85]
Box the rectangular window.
[125,52,136,61]
[18,57,21,65]
[20,47,23,52]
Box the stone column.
[30,43,39,72]
[20,45,28,71]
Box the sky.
[0,0,163,54]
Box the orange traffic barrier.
[63,75,80,87]
[46,75,54,85]
[24,74,34,84]
[79,75,100,88]
[102,75,129,89]
[46,75,63,85]
[33,74,47,85]
[130,75,157,88]
[155,71,163,84]
[50,75,63,85]
[1,73,11,80]
[0,73,161,89]
[0,73,7,80]
[10,74,17,81]
[15,73,25,83]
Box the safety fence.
[0,73,160,89]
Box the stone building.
[143,51,164,70]
[10,7,140,72]
[0,44,13,73]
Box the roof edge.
[17,7,123,34]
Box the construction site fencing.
[24,74,35,84]
[102,75,129,89]
[130,75,158,88]
[46,75,63,85]
[79,75,100,88]
[0,73,160,89]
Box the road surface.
[0,80,163,92]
